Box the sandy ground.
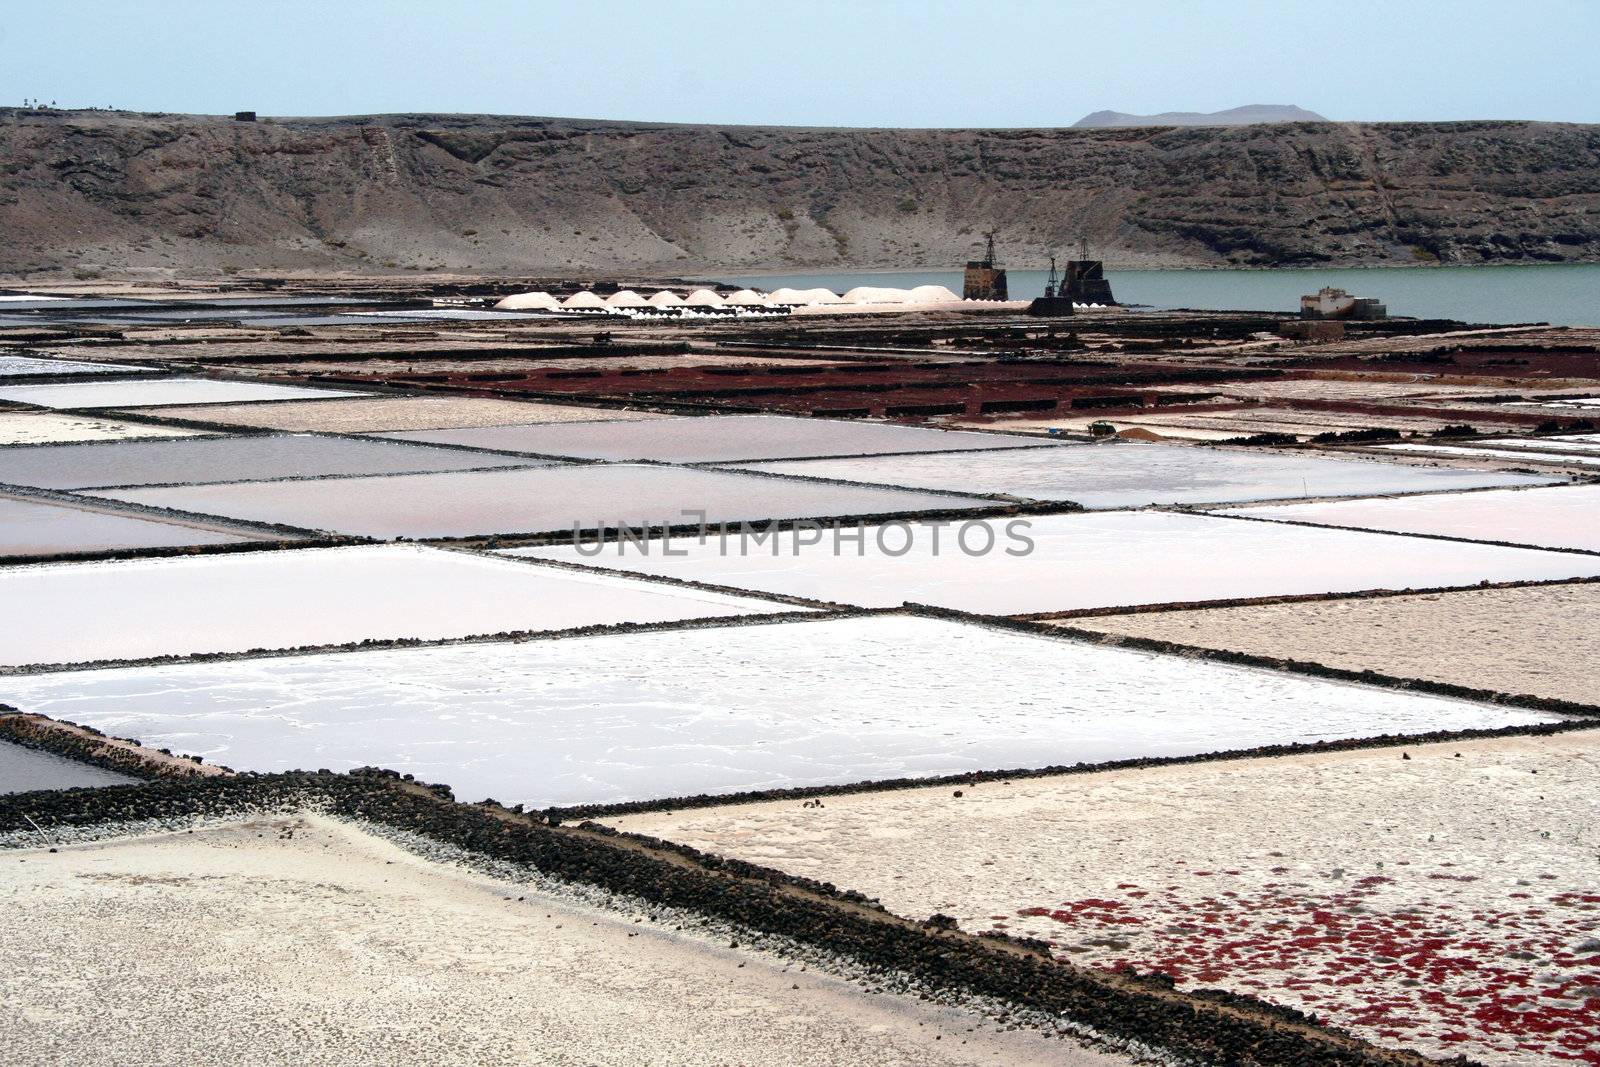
[0,814,1124,1067]
[123,395,672,432]
[1064,582,1600,705]
[613,732,1600,1067]
[0,411,207,445]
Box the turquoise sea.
[714,263,1599,327]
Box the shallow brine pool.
[0,494,257,558]
[721,441,1555,508]
[93,464,999,539]
[374,414,1056,463]
[1218,484,1600,554]
[513,511,1600,614]
[0,433,543,490]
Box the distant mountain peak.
[1073,105,1329,129]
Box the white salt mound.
[908,284,960,303]
[494,291,559,310]
[842,286,915,304]
[724,289,770,306]
[684,289,725,306]
[606,290,649,307]
[562,291,609,309]
[646,290,684,306]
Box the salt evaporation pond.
[137,396,669,433]
[0,355,150,378]
[0,740,138,793]
[0,411,209,446]
[94,465,998,539]
[0,616,1565,808]
[722,441,1554,508]
[0,378,369,410]
[1374,442,1600,468]
[1421,434,1600,457]
[0,545,797,669]
[514,511,1600,615]
[0,433,544,490]
[1219,484,1600,554]
[0,494,257,558]
[374,414,1056,463]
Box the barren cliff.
[2,110,1597,278]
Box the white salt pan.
[0,378,368,410]
[0,616,1561,808]
[0,544,793,668]
[0,355,150,378]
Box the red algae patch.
[610,731,1600,1066]
[1012,877,1599,1064]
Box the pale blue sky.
[5,0,1595,126]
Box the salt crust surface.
[0,544,791,667]
[0,378,369,409]
[1375,443,1600,468]
[0,411,206,445]
[0,616,1559,807]
[0,355,148,377]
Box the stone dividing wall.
[0,770,1471,1066]
[0,712,216,780]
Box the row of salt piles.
[496,284,963,310]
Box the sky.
[4,0,1597,127]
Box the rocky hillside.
[1073,105,1329,128]
[2,110,1597,278]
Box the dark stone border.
[0,712,221,780]
[0,770,1464,1066]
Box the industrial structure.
[1029,250,1118,316]
[1301,287,1386,320]
[962,233,1009,301]
[1028,257,1075,316]
[1060,258,1116,305]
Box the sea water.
[715,263,1600,327]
